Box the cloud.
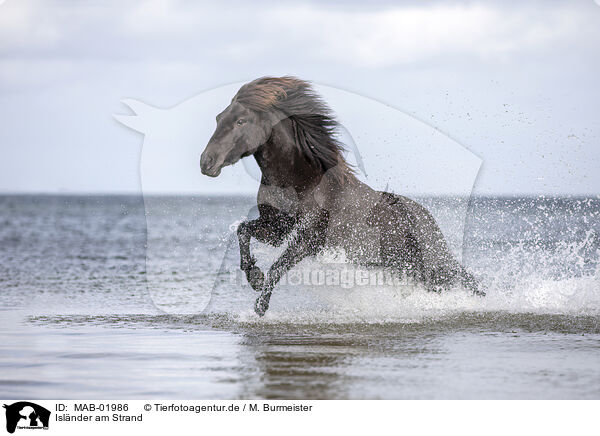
[118,1,596,66]
[1,0,597,67]
[289,5,584,66]
[0,0,598,194]
[0,0,60,51]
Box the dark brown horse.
[201,76,483,316]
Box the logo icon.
[3,402,50,434]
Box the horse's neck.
[253,121,323,195]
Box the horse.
[200,76,484,316]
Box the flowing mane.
[233,76,356,184]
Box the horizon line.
[0,191,598,199]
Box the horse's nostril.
[201,153,221,176]
[201,154,214,169]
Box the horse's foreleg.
[237,220,265,291]
[255,212,328,316]
[237,211,296,291]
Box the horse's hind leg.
[421,264,485,296]
[459,266,485,296]
[375,192,485,297]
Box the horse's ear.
[113,98,162,134]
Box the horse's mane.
[234,76,356,184]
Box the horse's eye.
[236,119,246,126]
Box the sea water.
[0,195,598,399]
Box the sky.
[0,0,599,195]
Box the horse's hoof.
[254,293,271,317]
[245,265,265,292]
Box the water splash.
[201,196,600,324]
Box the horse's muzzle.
[200,152,222,177]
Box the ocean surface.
[0,194,599,399]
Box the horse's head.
[200,101,271,177]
